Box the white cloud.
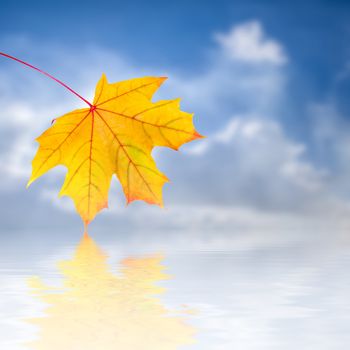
[215,20,288,65]
[167,116,335,215]
[0,136,33,180]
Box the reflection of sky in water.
[1,228,350,349]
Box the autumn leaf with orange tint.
[27,75,202,225]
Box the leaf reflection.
[26,233,195,350]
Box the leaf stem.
[0,51,92,107]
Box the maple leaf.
[27,74,203,225]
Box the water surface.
[1,227,350,349]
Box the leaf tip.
[157,77,168,86]
[194,131,205,139]
[173,97,181,107]
[26,178,34,189]
[83,221,90,234]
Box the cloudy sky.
[2,2,350,350]
[0,0,350,234]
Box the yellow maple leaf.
[28,75,202,225]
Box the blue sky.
[1,0,347,74]
[0,0,350,233]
